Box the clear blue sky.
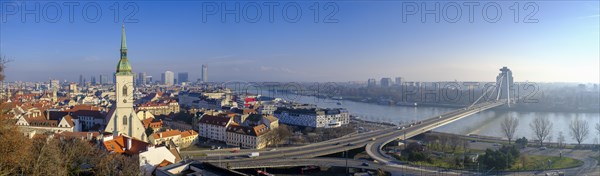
[1,1,598,83]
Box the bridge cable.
[496,74,505,101]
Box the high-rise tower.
[201,64,208,82]
[178,72,189,84]
[496,66,514,106]
[163,71,174,86]
[104,25,147,141]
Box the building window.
[123,85,128,96]
[123,115,128,125]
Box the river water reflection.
[278,94,600,144]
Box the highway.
[185,124,398,161]
[223,157,466,175]
[366,100,507,165]
[187,100,507,175]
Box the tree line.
[0,57,138,176]
[501,114,600,147]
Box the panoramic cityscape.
[0,1,599,176]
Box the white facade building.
[197,114,232,142]
[274,107,349,128]
[139,146,177,176]
[225,124,269,149]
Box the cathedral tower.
[104,25,147,141]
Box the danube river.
[273,93,600,144]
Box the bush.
[515,137,528,148]
[404,142,431,163]
[478,145,520,170]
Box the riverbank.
[295,92,600,113]
[383,131,596,175]
[254,90,600,144]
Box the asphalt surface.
[186,100,594,176]
[519,148,599,176]
[223,157,463,176]
[366,101,506,164]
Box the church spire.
[121,24,127,50]
[116,24,132,74]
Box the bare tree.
[529,116,553,146]
[569,117,590,145]
[500,116,519,144]
[265,125,293,147]
[462,139,470,150]
[596,123,600,136]
[449,135,461,152]
[439,135,449,152]
[557,131,565,148]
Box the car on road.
[347,143,355,146]
[540,147,547,150]
[493,143,501,146]
[335,142,341,145]
[225,156,236,159]
[362,162,369,166]
[248,152,260,158]
[230,149,240,153]
[269,148,277,151]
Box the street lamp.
[345,150,349,175]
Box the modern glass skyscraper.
[79,74,84,86]
[90,76,96,85]
[99,74,109,85]
[163,71,174,86]
[138,72,147,85]
[178,72,189,84]
[201,64,208,82]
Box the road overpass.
[224,157,467,175]
[188,100,506,174]
[366,100,507,164]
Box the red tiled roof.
[199,115,230,127]
[27,118,59,127]
[142,118,153,128]
[226,124,269,137]
[142,118,163,129]
[66,105,102,112]
[149,121,163,128]
[243,108,257,115]
[151,130,182,139]
[138,102,169,108]
[180,130,198,138]
[62,115,75,127]
[157,160,172,167]
[103,135,150,155]
[45,111,68,121]
[71,110,104,119]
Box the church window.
[123,85,128,96]
[123,115,128,125]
